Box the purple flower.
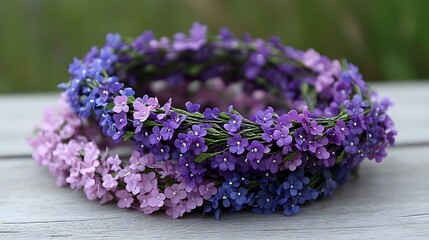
[211,152,236,171]
[199,183,217,200]
[203,107,220,120]
[120,87,135,97]
[105,33,123,49]
[264,154,282,173]
[140,172,157,193]
[160,122,175,140]
[246,140,265,161]
[132,30,154,52]
[167,112,186,129]
[164,183,187,204]
[173,22,207,51]
[282,174,307,197]
[112,129,124,141]
[149,126,162,145]
[282,201,300,216]
[125,173,142,195]
[189,136,208,155]
[186,191,204,210]
[227,134,249,154]
[273,127,292,147]
[113,112,127,130]
[106,155,121,172]
[349,116,364,135]
[344,136,359,154]
[262,127,275,143]
[116,190,134,208]
[293,128,309,150]
[151,143,170,161]
[304,120,324,136]
[113,95,129,113]
[185,101,200,113]
[133,100,151,124]
[224,114,242,133]
[102,174,118,190]
[129,152,149,171]
[344,94,367,116]
[315,147,330,160]
[283,152,301,171]
[175,133,191,153]
[157,98,171,120]
[308,136,328,153]
[276,114,292,129]
[229,186,250,206]
[147,189,166,208]
[254,108,274,127]
[188,124,207,137]
[327,119,350,144]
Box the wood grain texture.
[0,83,428,157]
[1,147,428,239]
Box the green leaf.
[123,131,135,141]
[301,82,309,96]
[340,58,349,70]
[194,150,224,163]
[352,83,362,96]
[127,95,136,102]
[143,120,159,128]
[219,112,230,119]
[283,151,297,162]
[336,150,346,164]
[188,63,205,76]
[144,64,157,73]
[229,109,241,116]
[106,103,115,111]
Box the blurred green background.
[1,0,428,93]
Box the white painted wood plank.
[1,147,428,239]
[372,82,429,145]
[0,82,428,156]
[0,94,58,157]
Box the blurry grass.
[0,0,428,93]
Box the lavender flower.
[211,152,236,171]
[227,134,249,154]
[116,190,134,208]
[254,107,274,128]
[112,95,129,113]
[224,115,242,133]
[246,140,265,161]
[273,127,292,147]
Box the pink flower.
[102,174,118,190]
[198,182,217,200]
[80,142,100,174]
[164,183,187,204]
[185,191,203,212]
[113,96,129,113]
[147,189,166,208]
[140,172,157,193]
[133,101,151,123]
[165,201,187,218]
[129,151,149,172]
[284,153,303,171]
[116,190,134,208]
[124,173,142,195]
[106,155,121,172]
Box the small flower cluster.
[31,23,397,219]
[30,95,217,218]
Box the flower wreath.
[30,23,397,219]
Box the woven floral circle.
[30,23,397,219]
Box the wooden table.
[1,83,429,239]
